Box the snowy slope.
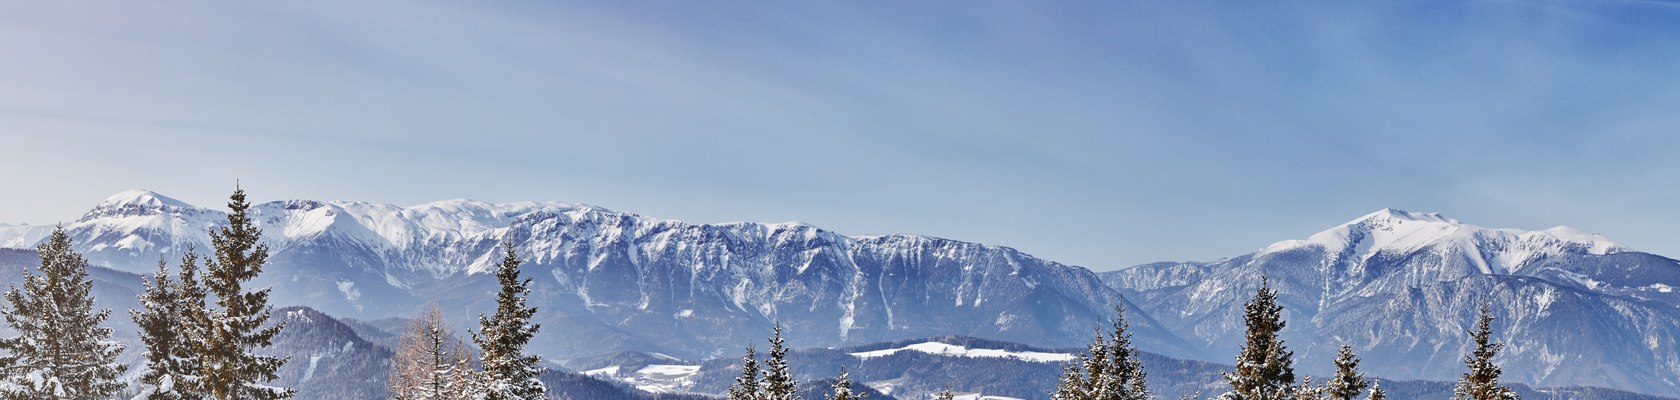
[1100,208,1680,397]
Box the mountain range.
[0,190,1675,397]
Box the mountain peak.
[1262,208,1626,262]
[99,189,195,209]
[1351,208,1459,225]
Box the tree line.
[716,277,1520,400]
[1050,277,1518,400]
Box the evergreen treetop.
[763,324,797,400]
[1220,277,1296,400]
[132,250,209,400]
[198,188,292,399]
[1450,305,1518,400]
[473,242,545,400]
[0,226,127,399]
[1325,345,1368,400]
[727,345,763,400]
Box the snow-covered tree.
[1366,380,1386,400]
[824,367,865,400]
[763,324,797,400]
[471,242,544,400]
[390,306,472,400]
[0,227,127,399]
[1219,277,1295,400]
[1052,305,1149,400]
[197,188,292,399]
[934,387,956,400]
[131,250,208,399]
[1293,377,1323,400]
[1451,305,1518,400]
[1324,345,1367,400]
[726,346,763,400]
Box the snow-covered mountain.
[0,190,1191,363]
[1100,208,1680,397]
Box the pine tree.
[727,346,763,400]
[1451,305,1518,400]
[390,306,472,400]
[197,188,292,399]
[1052,305,1149,400]
[763,324,797,400]
[132,250,208,399]
[1106,306,1149,400]
[0,227,127,399]
[1324,345,1367,400]
[1220,277,1296,400]
[1365,380,1385,400]
[824,367,866,400]
[1294,377,1322,400]
[935,387,956,400]
[472,242,545,400]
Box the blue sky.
[1,1,1677,270]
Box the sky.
[1,1,1677,270]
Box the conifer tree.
[1293,377,1322,400]
[198,188,292,399]
[727,346,763,400]
[1365,380,1385,400]
[1324,345,1367,400]
[824,367,865,400]
[1451,305,1518,400]
[763,324,797,400]
[0,227,127,399]
[132,250,208,399]
[935,387,956,400]
[390,306,472,400]
[1052,305,1149,400]
[1220,277,1295,400]
[472,242,544,400]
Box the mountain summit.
[1102,208,1680,397]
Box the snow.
[1259,208,1628,273]
[583,366,620,377]
[101,189,196,209]
[336,280,362,311]
[849,341,1075,363]
[622,364,702,393]
[0,224,53,249]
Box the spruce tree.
[1220,277,1295,400]
[0,227,127,399]
[1451,305,1518,400]
[1052,305,1149,400]
[1105,306,1149,400]
[1366,380,1386,400]
[727,346,763,400]
[132,250,208,399]
[1324,345,1367,400]
[763,324,797,400]
[1293,377,1322,400]
[824,367,865,400]
[390,306,471,400]
[472,242,544,400]
[935,387,956,400]
[198,188,292,399]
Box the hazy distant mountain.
[1100,209,1680,397]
